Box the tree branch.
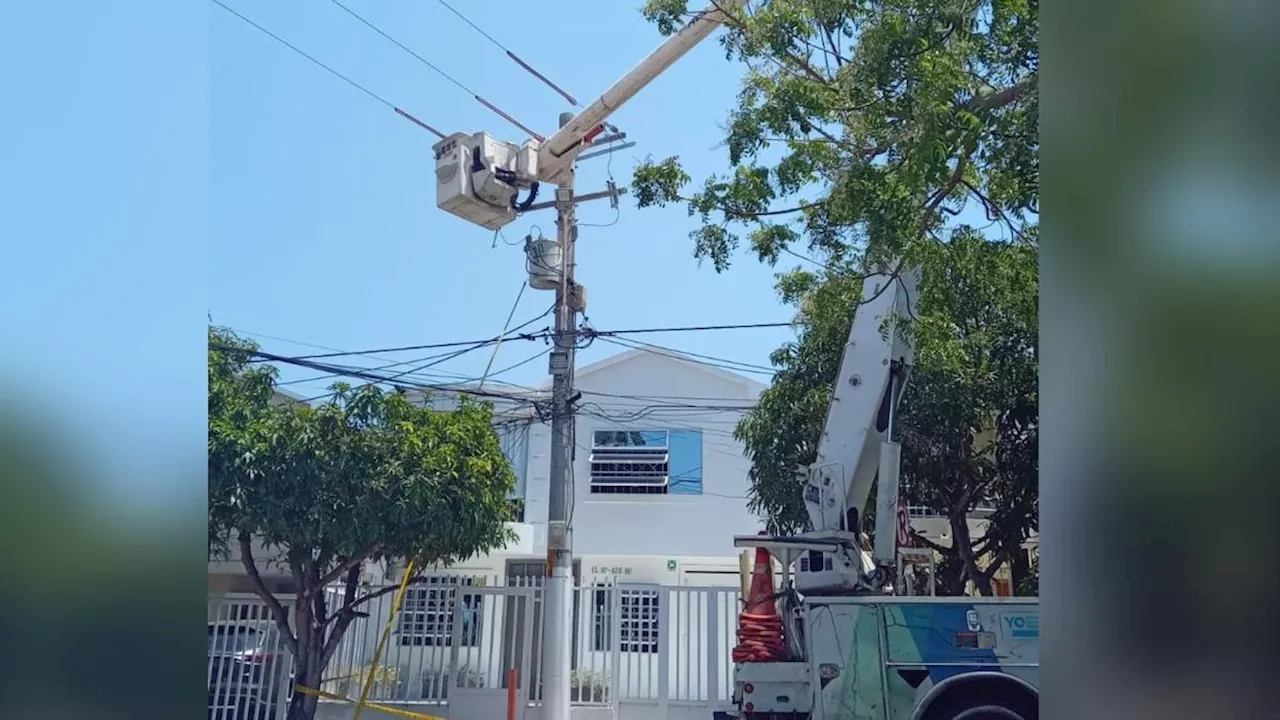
[309,546,376,597]
[971,75,1038,111]
[724,201,827,219]
[339,573,431,614]
[925,156,968,213]
[321,565,363,666]
[858,76,1038,159]
[980,550,1010,582]
[237,530,299,656]
[909,531,951,555]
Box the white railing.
[208,577,743,716]
[907,504,997,519]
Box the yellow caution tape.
[319,671,364,683]
[354,559,417,720]
[291,685,447,720]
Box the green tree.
[898,233,1037,595]
[208,328,517,720]
[632,0,1037,595]
[735,235,1037,595]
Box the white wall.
[525,351,766,559]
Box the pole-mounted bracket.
[520,186,627,213]
[567,283,587,313]
[607,180,620,210]
[548,349,570,376]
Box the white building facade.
[208,351,768,720]
[519,348,766,566]
[391,346,768,583]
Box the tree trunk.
[951,511,994,596]
[935,552,966,595]
[1009,540,1030,594]
[285,557,324,720]
[285,647,323,720]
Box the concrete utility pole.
[425,10,742,718]
[542,110,580,720]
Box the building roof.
[532,347,769,394]
[410,347,769,404]
[271,387,308,405]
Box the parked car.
[208,620,292,720]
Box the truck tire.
[919,678,1038,720]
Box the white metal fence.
[208,595,298,720]
[208,577,742,717]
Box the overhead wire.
[603,334,777,374]
[592,320,795,337]
[429,0,619,137]
[281,305,553,361]
[209,0,443,137]
[597,336,777,378]
[256,318,789,363]
[276,342,494,388]
[225,329,533,394]
[478,282,529,391]
[298,341,496,403]
[223,346,533,403]
[230,303,555,394]
[577,137,622,229]
[326,0,543,141]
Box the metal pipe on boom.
[536,0,745,182]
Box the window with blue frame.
[588,429,702,495]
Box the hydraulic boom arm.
[735,265,919,595]
[433,1,745,230]
[537,1,742,183]
[805,267,919,544]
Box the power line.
[291,333,546,361]
[300,346,549,404]
[430,348,552,391]
[283,304,553,360]
[245,316,783,363]
[590,321,795,337]
[275,342,495,388]
[579,389,758,403]
[243,303,556,393]
[210,0,443,138]
[327,0,542,141]
[227,346,534,403]
[478,282,529,391]
[605,335,777,375]
[598,336,776,378]
[431,0,580,108]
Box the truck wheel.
[922,682,1037,720]
[949,705,1025,720]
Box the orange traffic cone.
[733,540,786,663]
[742,545,777,616]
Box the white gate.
[570,583,741,720]
[208,594,296,720]
[207,580,742,720]
[450,584,537,720]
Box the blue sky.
[206,0,798,395]
[0,0,1017,509]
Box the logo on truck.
[1000,611,1039,639]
